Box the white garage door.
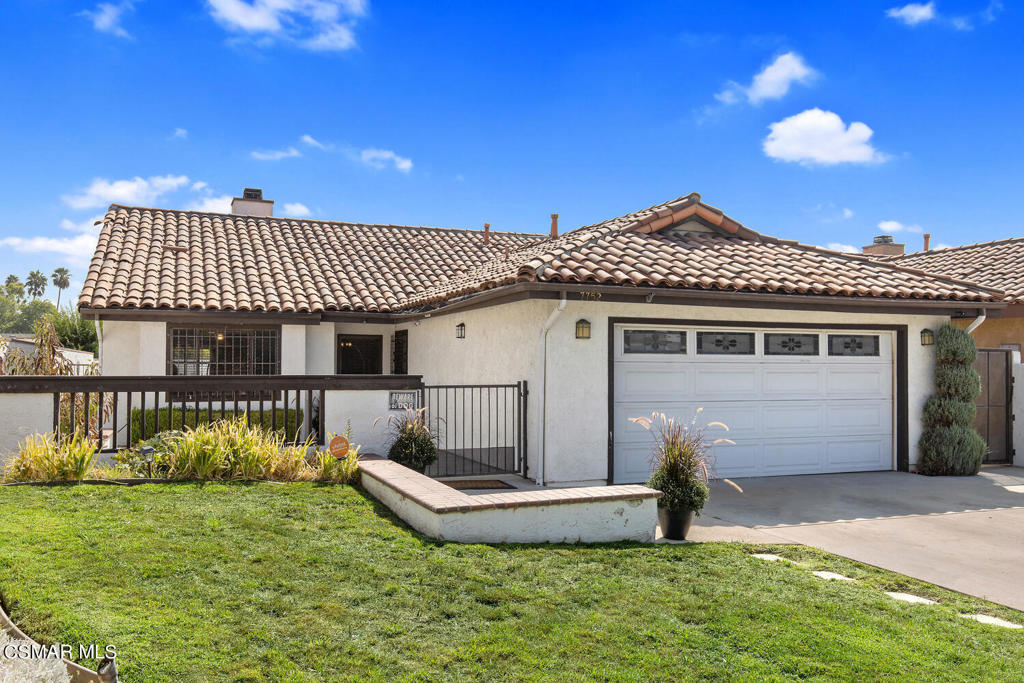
[612,325,894,483]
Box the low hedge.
[128,407,303,446]
[918,424,986,476]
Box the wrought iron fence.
[422,382,528,478]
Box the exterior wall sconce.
[921,328,935,346]
[456,323,466,339]
[575,319,591,340]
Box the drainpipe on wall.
[94,320,103,372]
[965,310,987,335]
[536,292,567,486]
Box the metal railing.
[0,374,423,453]
[422,382,528,478]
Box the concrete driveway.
[690,467,1024,611]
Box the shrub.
[935,363,981,402]
[376,408,438,473]
[630,410,739,515]
[271,442,317,482]
[922,396,976,427]
[919,323,986,476]
[3,432,96,483]
[128,407,303,446]
[316,443,362,484]
[112,431,182,477]
[918,424,987,476]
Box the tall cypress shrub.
[918,324,987,475]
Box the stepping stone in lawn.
[812,571,854,581]
[750,553,791,562]
[960,614,1023,629]
[886,592,936,605]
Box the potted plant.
[374,407,438,473]
[630,410,738,540]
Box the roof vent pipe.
[923,233,931,251]
[483,222,490,245]
[550,213,559,238]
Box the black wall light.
[456,322,466,339]
[920,328,935,346]
[575,319,591,339]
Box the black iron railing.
[0,374,422,453]
[422,382,528,478]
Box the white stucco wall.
[407,298,946,485]
[101,320,166,375]
[0,394,52,462]
[322,389,404,456]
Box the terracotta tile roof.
[404,193,1001,307]
[889,238,1024,304]
[79,205,545,313]
[79,194,1001,315]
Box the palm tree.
[51,268,71,309]
[4,274,20,287]
[26,270,47,298]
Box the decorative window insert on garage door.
[612,324,895,483]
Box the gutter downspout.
[536,292,567,486]
[94,320,103,372]
[965,310,987,335]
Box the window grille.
[696,331,755,355]
[764,333,820,356]
[827,334,880,357]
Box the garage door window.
[623,329,686,354]
[765,333,820,356]
[828,334,880,357]
[697,331,755,355]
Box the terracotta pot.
[658,507,696,540]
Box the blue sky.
[0,1,1020,303]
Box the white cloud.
[283,202,311,216]
[79,2,134,39]
[186,194,234,212]
[170,127,188,140]
[886,2,936,25]
[250,146,302,161]
[763,108,889,167]
[934,242,953,250]
[300,134,328,149]
[842,208,854,219]
[716,52,818,106]
[825,242,861,254]
[61,174,190,209]
[60,215,105,234]
[0,234,100,266]
[359,148,413,173]
[878,219,923,233]
[206,0,367,52]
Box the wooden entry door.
[974,349,1013,464]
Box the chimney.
[230,188,274,217]
[923,233,931,251]
[483,222,490,245]
[550,213,559,238]
[861,234,905,257]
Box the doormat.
[443,479,516,490]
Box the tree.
[50,307,98,354]
[918,324,987,475]
[12,299,57,334]
[26,270,47,298]
[51,267,71,309]
[4,281,25,302]
[4,274,20,286]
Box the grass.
[0,484,1021,682]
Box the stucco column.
[281,325,308,374]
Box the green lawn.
[0,484,1021,682]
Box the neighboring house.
[78,190,1004,485]
[0,334,96,373]
[887,238,1024,357]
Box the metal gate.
[974,349,1013,464]
[422,382,528,478]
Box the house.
[78,190,1004,485]
[884,238,1024,358]
[0,333,96,373]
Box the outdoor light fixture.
[575,319,591,339]
[456,323,466,339]
[140,446,156,478]
[921,328,935,346]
